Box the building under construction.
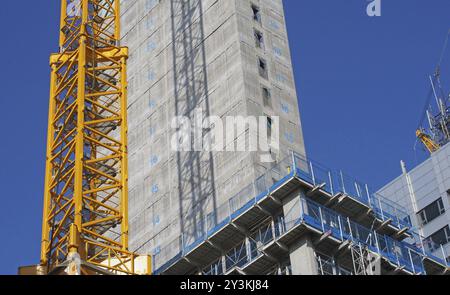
[121,0,305,271]
[28,0,450,275]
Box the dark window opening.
[262,87,271,107]
[251,4,261,23]
[427,226,450,251]
[417,198,445,225]
[267,117,273,138]
[254,29,264,49]
[258,57,268,79]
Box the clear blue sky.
[0,0,449,275]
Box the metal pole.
[340,170,346,194]
[347,217,354,241]
[329,171,334,195]
[365,184,371,205]
[299,194,305,219]
[395,207,400,229]
[420,236,426,256]
[408,249,416,274]
[221,255,227,274]
[332,256,337,275]
[441,244,447,264]
[338,216,344,241]
[430,75,444,116]
[271,217,276,239]
[181,234,185,255]
[228,199,232,221]
[374,231,381,253]
[291,150,297,174]
[319,206,325,231]
[310,161,316,185]
[355,181,361,199]
[246,237,252,263]
[204,215,208,239]
[394,242,401,268]
[377,196,385,220]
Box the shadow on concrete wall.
[170,0,218,248]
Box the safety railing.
[219,223,279,273]
[292,152,411,228]
[370,192,412,229]
[202,258,224,275]
[296,197,448,274]
[225,241,250,271]
[154,195,449,274]
[153,151,432,274]
[408,231,450,265]
[198,197,449,276]
[316,253,353,275]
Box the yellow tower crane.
[416,129,440,154]
[20,0,150,275]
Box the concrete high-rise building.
[119,0,449,275]
[120,0,305,269]
[378,143,450,265]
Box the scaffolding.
[350,243,369,275]
[153,151,450,275]
[316,252,352,275]
[39,0,149,275]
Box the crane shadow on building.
[170,0,218,251]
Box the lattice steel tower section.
[39,0,146,275]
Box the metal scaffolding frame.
[350,243,369,275]
[153,152,450,275]
[315,252,353,276]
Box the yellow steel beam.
[41,64,57,263]
[50,47,128,65]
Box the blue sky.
[0,0,448,275]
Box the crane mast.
[416,72,450,155]
[416,32,450,155]
[38,0,147,275]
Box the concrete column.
[281,191,317,275]
[289,235,318,275]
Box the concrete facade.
[378,142,450,263]
[120,0,306,269]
